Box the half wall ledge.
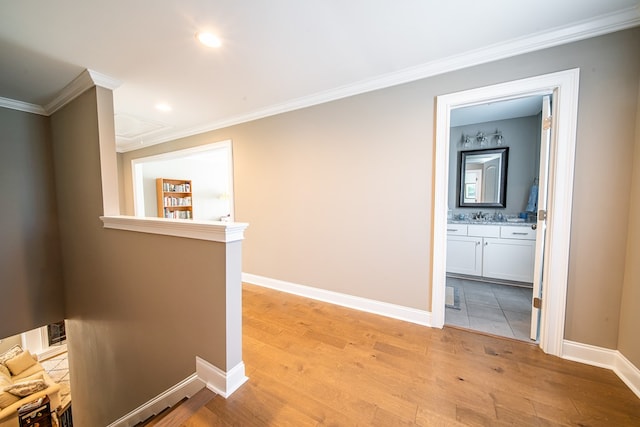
[99,215,249,242]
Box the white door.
[530,95,553,340]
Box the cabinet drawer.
[446,224,467,236]
[468,224,500,238]
[500,226,536,240]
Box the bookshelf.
[156,178,193,219]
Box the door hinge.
[538,209,547,221]
[533,297,542,309]
[543,116,552,130]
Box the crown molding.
[1,6,637,149]
[86,69,121,91]
[0,97,47,115]
[45,69,122,115]
[119,5,640,152]
[1,68,121,117]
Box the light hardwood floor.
[182,284,640,426]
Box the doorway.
[431,70,580,357]
[444,95,544,342]
[131,140,234,221]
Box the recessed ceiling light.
[196,31,222,48]
[155,103,172,112]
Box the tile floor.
[445,276,535,342]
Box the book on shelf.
[163,196,192,207]
[164,208,192,219]
[162,182,191,193]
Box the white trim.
[86,69,122,91]
[105,374,205,427]
[615,352,640,399]
[0,97,47,115]
[196,357,248,398]
[45,69,121,115]
[562,340,640,399]
[132,161,145,218]
[117,7,639,152]
[243,273,432,327]
[100,215,248,242]
[562,340,618,368]
[1,68,122,117]
[432,69,580,358]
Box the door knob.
[531,224,537,230]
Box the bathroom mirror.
[458,147,508,208]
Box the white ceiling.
[0,1,638,152]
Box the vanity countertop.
[448,219,533,227]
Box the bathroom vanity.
[446,221,536,283]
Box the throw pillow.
[0,371,20,408]
[0,364,10,378]
[5,350,37,376]
[3,377,47,397]
[0,344,23,366]
[0,374,11,388]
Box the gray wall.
[121,28,640,355]
[50,87,234,426]
[619,84,640,368]
[0,107,65,339]
[448,115,541,215]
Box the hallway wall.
[120,29,640,351]
[0,107,65,338]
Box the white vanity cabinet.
[446,223,536,283]
[447,235,482,276]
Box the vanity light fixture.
[196,31,222,48]
[461,129,503,148]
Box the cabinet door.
[483,238,535,282]
[446,236,482,276]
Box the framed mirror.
[458,147,509,208]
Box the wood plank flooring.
[182,284,640,426]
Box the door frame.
[431,69,580,356]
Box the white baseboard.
[106,356,248,427]
[242,273,432,327]
[196,357,248,398]
[562,340,618,368]
[106,374,205,427]
[563,340,640,399]
[614,352,640,399]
